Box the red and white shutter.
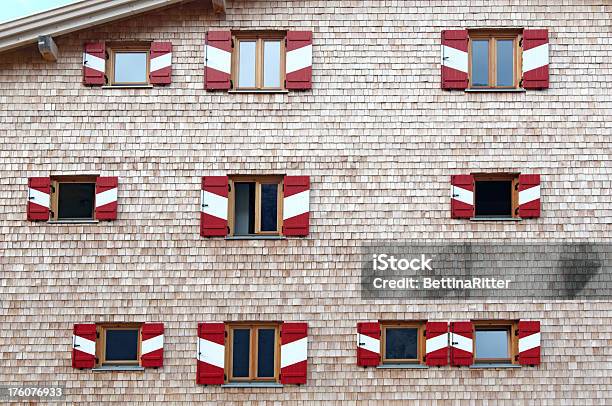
[83,42,106,86]
[196,323,225,385]
[518,321,541,366]
[451,175,474,219]
[200,176,229,237]
[72,324,96,369]
[522,29,549,89]
[356,322,380,367]
[441,30,469,89]
[450,321,473,366]
[283,176,310,236]
[285,31,313,90]
[149,42,172,85]
[280,322,308,385]
[95,177,118,221]
[27,177,50,221]
[205,31,232,90]
[518,174,541,218]
[425,322,449,366]
[140,323,164,368]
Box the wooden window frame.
[232,32,286,90]
[226,323,281,383]
[380,321,426,365]
[107,43,150,86]
[468,30,522,89]
[227,175,284,236]
[473,320,518,364]
[96,323,142,367]
[50,175,97,221]
[472,173,520,219]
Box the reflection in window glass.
[232,329,250,377]
[475,329,509,359]
[385,328,418,360]
[239,41,257,88]
[105,330,139,361]
[257,329,275,377]
[471,40,489,86]
[114,52,147,84]
[496,40,514,86]
[260,184,278,231]
[263,41,281,88]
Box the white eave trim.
[0,0,197,54]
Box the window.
[381,322,425,364]
[469,30,520,89]
[473,321,518,364]
[229,175,282,236]
[108,44,150,86]
[228,323,280,382]
[473,173,519,219]
[97,324,141,367]
[50,176,96,221]
[233,33,285,90]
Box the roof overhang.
[0,0,225,55]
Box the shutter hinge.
[224,374,227,380]
[515,182,520,191]
[514,355,519,362]
[50,185,55,193]
[519,78,524,88]
[224,331,228,337]
[96,332,100,338]
[452,194,459,198]
[285,37,287,47]
[230,79,233,90]
[519,38,523,48]
[226,226,230,234]
[95,357,99,363]
[105,50,109,60]
[49,210,54,218]
[228,183,231,192]
[231,39,234,48]
[423,330,427,337]
[515,329,519,336]
[515,207,520,216]
[284,79,287,88]
[104,74,109,85]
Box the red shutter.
[451,175,474,219]
[83,42,106,86]
[280,322,308,384]
[196,323,225,385]
[282,176,310,236]
[441,30,469,89]
[285,31,313,90]
[518,321,541,366]
[72,324,96,369]
[200,176,229,237]
[27,177,50,221]
[518,174,541,218]
[149,42,172,85]
[522,29,549,89]
[205,31,232,90]
[95,177,118,221]
[425,322,449,366]
[450,321,473,366]
[141,323,164,368]
[356,322,380,367]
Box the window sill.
[225,236,287,240]
[470,217,521,222]
[228,89,289,94]
[92,366,144,372]
[221,382,283,388]
[101,85,154,89]
[377,364,428,369]
[470,363,521,369]
[465,88,526,93]
[47,220,99,224]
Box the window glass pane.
[58,183,95,219]
[105,330,138,361]
[234,183,255,235]
[232,329,250,377]
[471,40,489,86]
[257,329,276,377]
[496,40,514,86]
[475,329,509,359]
[385,328,418,360]
[475,180,512,217]
[260,184,278,232]
[238,41,256,87]
[263,41,281,88]
[114,52,147,83]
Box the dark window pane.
[260,184,278,232]
[472,40,489,86]
[257,329,276,377]
[232,329,250,378]
[105,330,138,361]
[475,181,512,216]
[475,329,509,359]
[114,52,147,83]
[58,183,95,219]
[496,40,514,86]
[385,328,418,360]
[234,183,255,235]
